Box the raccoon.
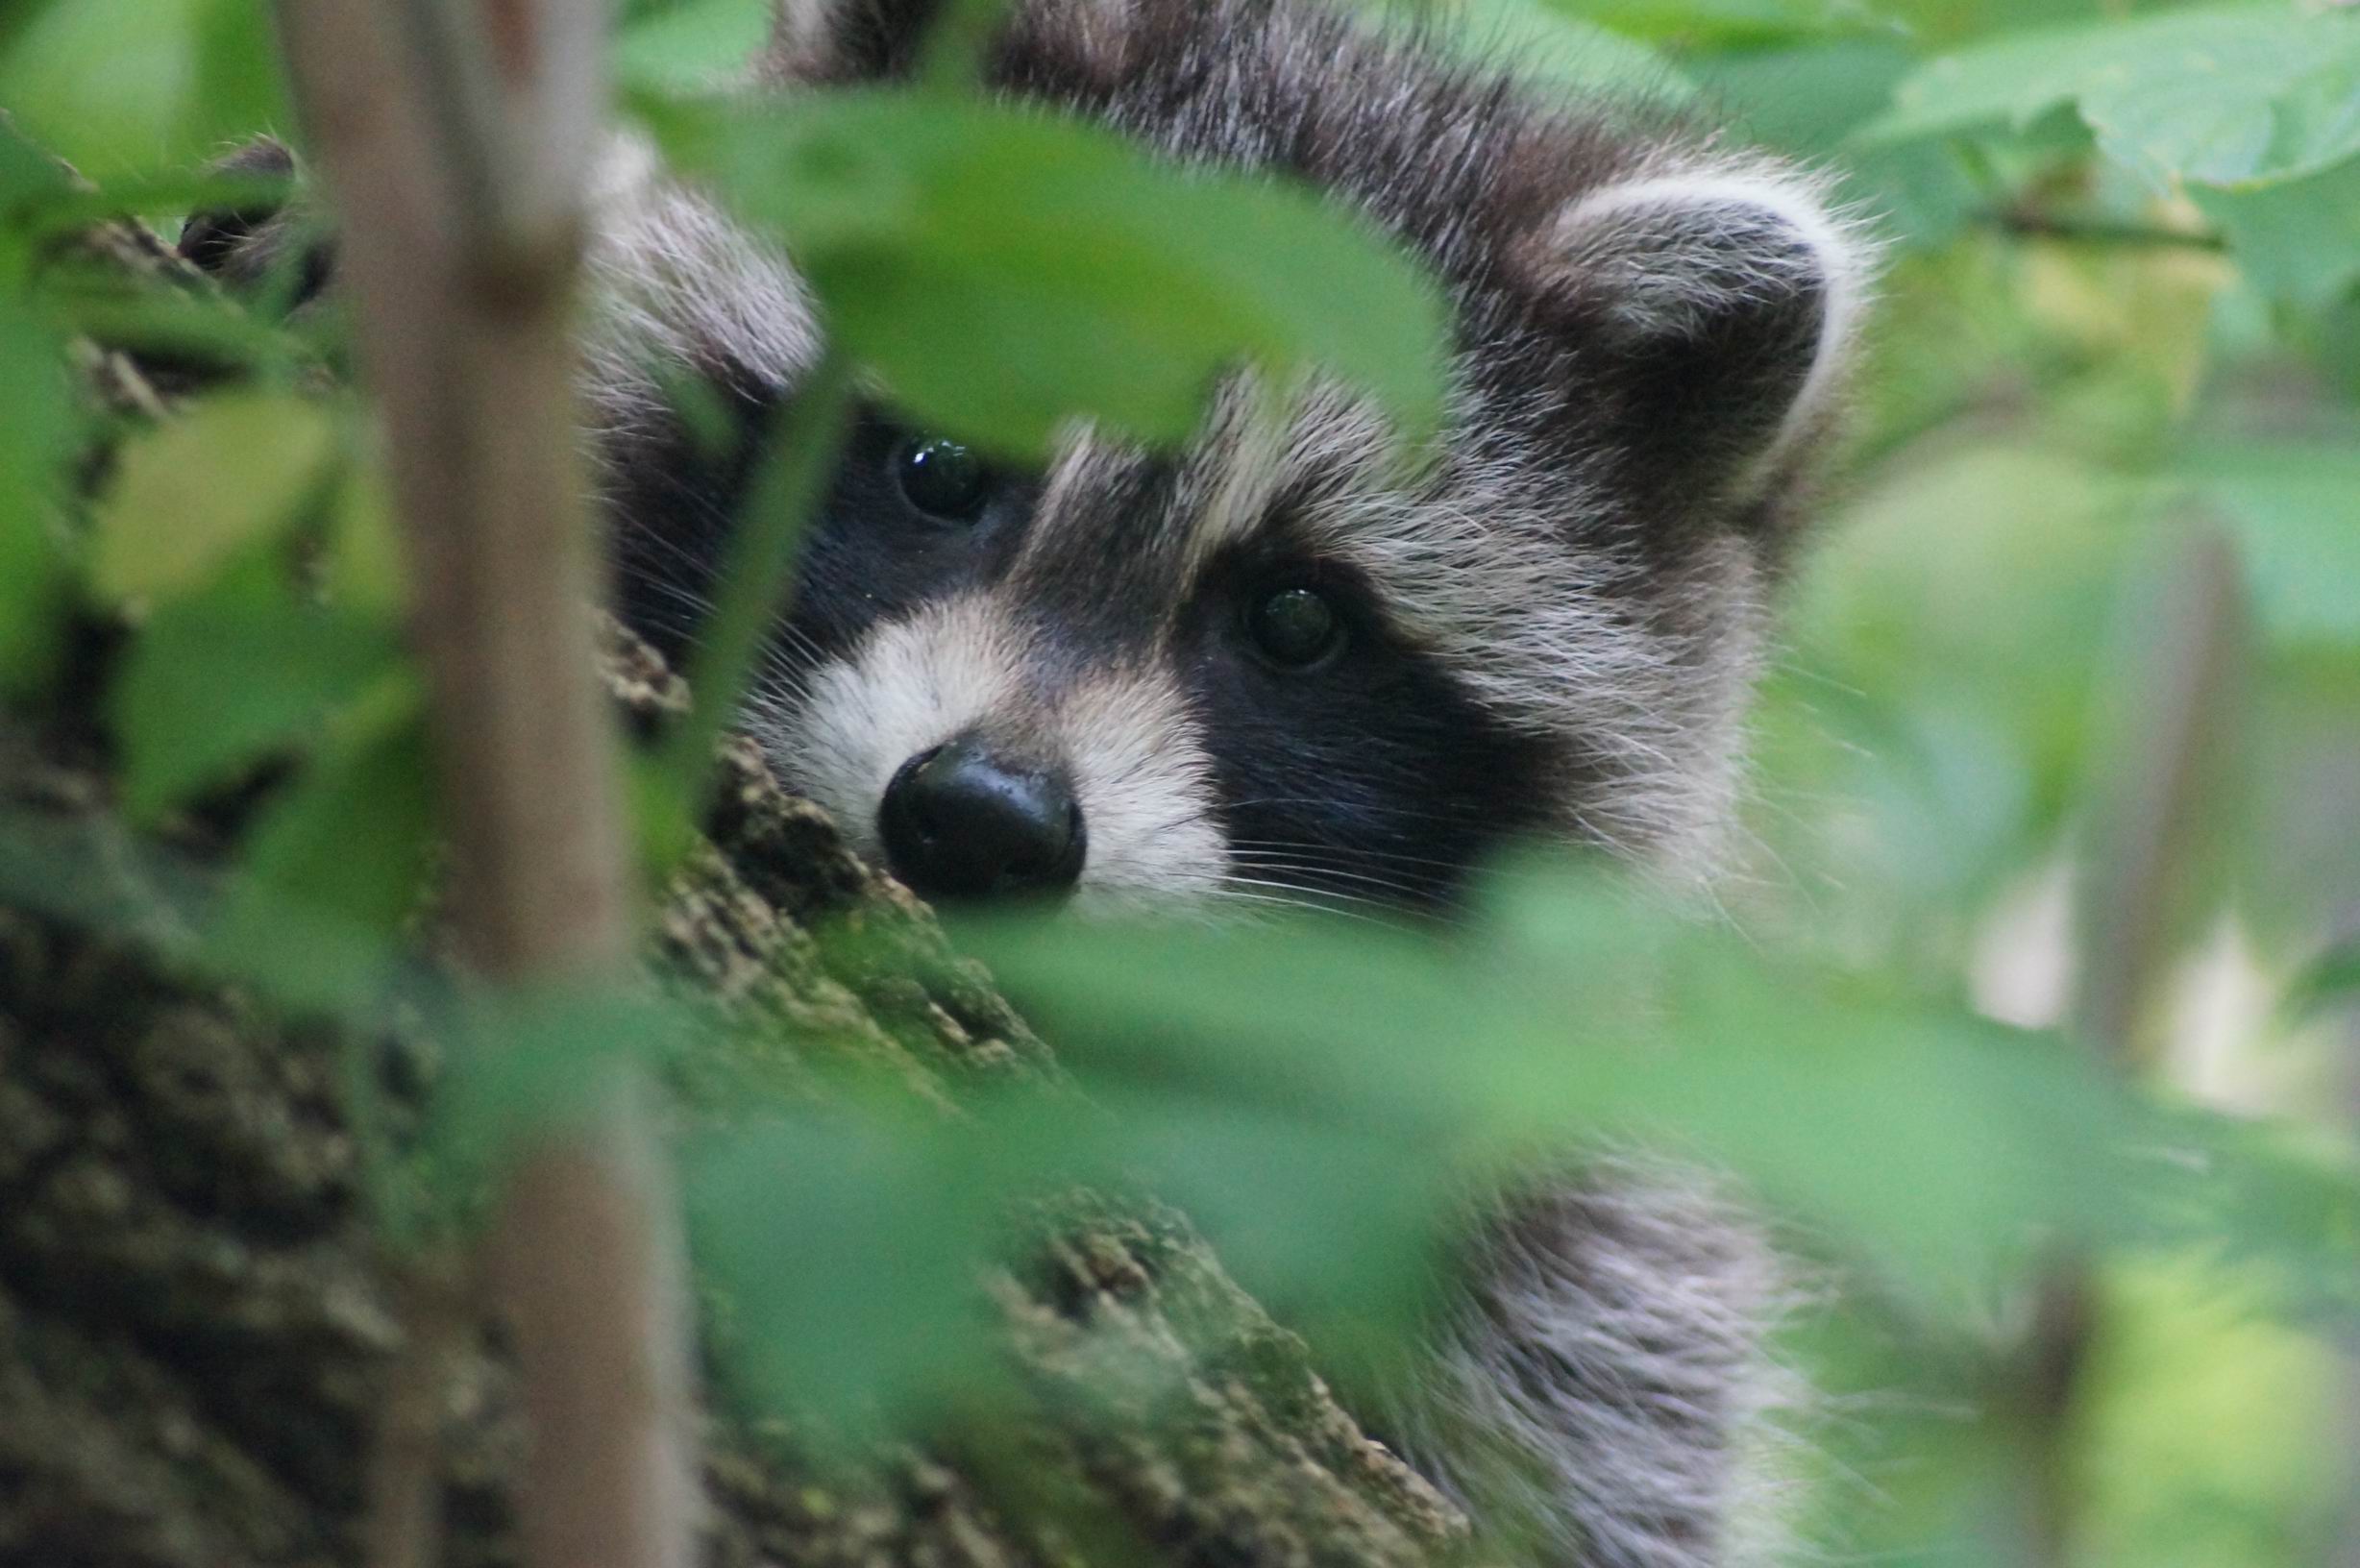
[576,6,1865,926]
[184,0,1867,1561]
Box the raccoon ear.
[1539,163,1868,503]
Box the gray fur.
[1400,1169,1805,1567]
[572,0,1869,892]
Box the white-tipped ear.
[1543,160,1872,496]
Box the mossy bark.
[0,229,1469,1568]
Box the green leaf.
[428,989,686,1182]
[322,461,409,621]
[2172,442,2360,649]
[2286,941,2360,1018]
[54,287,312,383]
[91,393,337,605]
[616,0,772,89]
[1363,0,1698,105]
[1094,1083,1448,1336]
[208,708,438,1012]
[685,1110,1017,1425]
[0,294,77,691]
[1560,0,1868,49]
[1692,36,1914,151]
[2196,155,2360,307]
[1860,3,2360,191]
[674,90,1451,457]
[957,890,2139,1302]
[0,0,287,183]
[1691,37,1983,249]
[111,561,404,823]
[0,115,77,278]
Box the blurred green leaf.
[1561,0,1870,49]
[685,1076,1449,1430]
[2138,1111,2360,1324]
[2172,443,2360,649]
[1695,35,1914,148]
[428,989,686,1180]
[670,90,1451,456]
[207,707,437,1011]
[1378,0,1699,103]
[111,559,404,824]
[1691,37,1982,246]
[1761,443,2151,912]
[53,285,313,381]
[615,0,771,89]
[0,0,286,183]
[90,393,336,605]
[1094,1082,1449,1335]
[2195,157,2360,307]
[685,1106,1036,1425]
[1861,4,2360,192]
[0,115,77,275]
[959,890,2146,1302]
[2285,941,2360,1019]
[0,294,76,691]
[2076,1257,2346,1568]
[322,461,409,621]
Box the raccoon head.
[595,0,1871,916]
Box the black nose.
[876,737,1086,902]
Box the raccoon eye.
[1246,587,1345,671]
[892,436,990,521]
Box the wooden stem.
[268,4,699,1567]
[2015,527,2249,1566]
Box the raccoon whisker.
[619,575,723,650]
[1219,870,1401,908]
[1213,878,1393,926]
[1227,837,1502,880]
[1221,853,1438,904]
[627,574,719,620]
[741,657,813,719]
[1216,874,1405,922]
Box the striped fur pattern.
[589,0,1868,911]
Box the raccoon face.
[595,0,1871,917]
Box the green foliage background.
[3,0,2359,1565]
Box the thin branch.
[1982,207,2229,253]
[267,3,699,1568]
[2010,526,2249,1567]
[2070,526,2248,1060]
[2334,902,2360,1568]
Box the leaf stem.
[1983,207,2228,252]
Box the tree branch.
[2014,526,2249,1565]
[265,4,698,1568]
[1981,207,2228,253]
